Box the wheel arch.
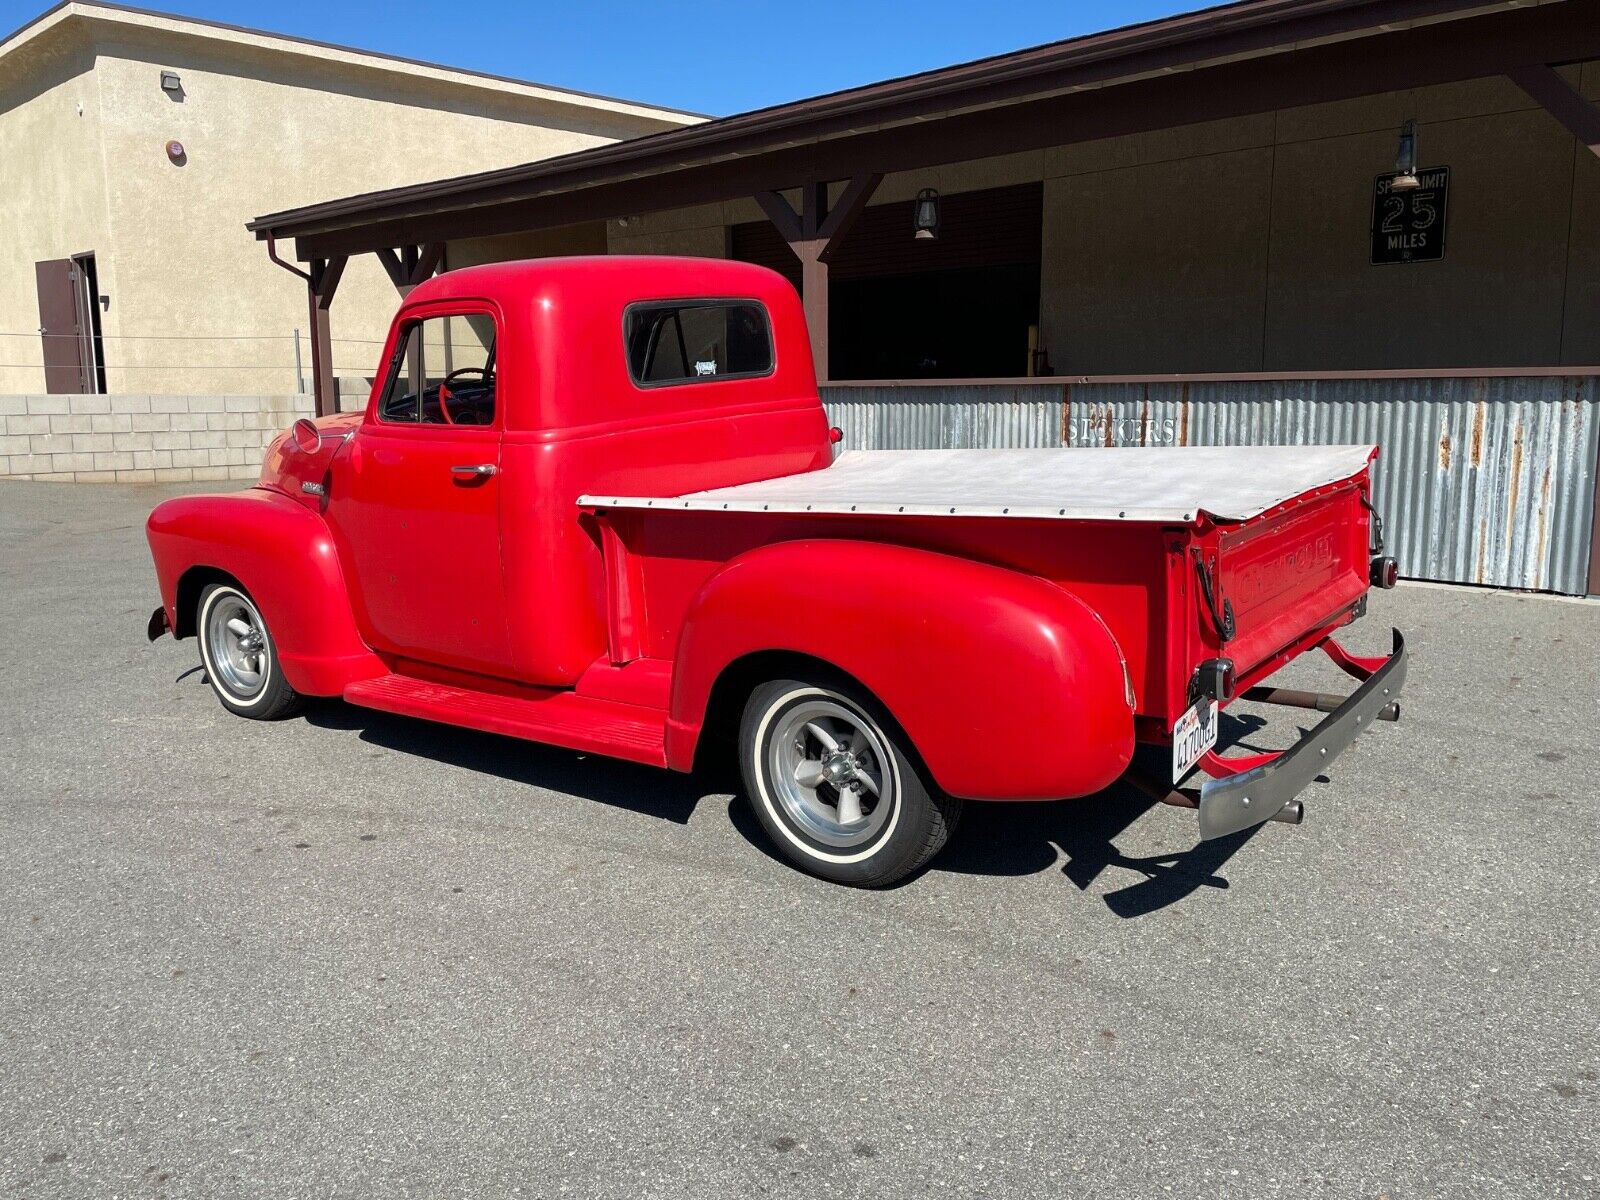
[173,565,243,640]
[666,537,1136,800]
[692,649,882,774]
[146,489,384,695]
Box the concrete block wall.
[0,395,306,483]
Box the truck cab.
[147,256,1406,887]
[269,257,830,685]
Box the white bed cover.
[580,445,1377,524]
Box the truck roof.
[581,445,1379,524]
[403,255,798,308]
[393,256,819,433]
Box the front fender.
[668,539,1135,800]
[146,488,383,695]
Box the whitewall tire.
[196,582,302,720]
[739,677,961,887]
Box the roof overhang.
[249,0,1600,260]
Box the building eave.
[246,0,1537,246]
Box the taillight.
[1194,657,1235,703]
[1370,556,1399,589]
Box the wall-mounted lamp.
[913,188,940,240]
[1390,119,1420,191]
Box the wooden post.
[1508,65,1600,593]
[754,175,882,383]
[305,255,346,417]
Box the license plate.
[1172,697,1219,784]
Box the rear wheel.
[739,678,961,887]
[196,582,301,720]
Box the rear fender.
[146,488,383,695]
[668,539,1135,800]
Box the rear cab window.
[624,300,773,388]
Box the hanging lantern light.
[913,188,941,240]
[1390,119,1420,191]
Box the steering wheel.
[436,367,491,425]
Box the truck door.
[326,306,513,678]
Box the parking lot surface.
[2,479,1597,1199]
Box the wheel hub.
[823,751,857,786]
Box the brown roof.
[249,0,1587,255]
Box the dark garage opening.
[829,263,1041,379]
[733,182,1043,380]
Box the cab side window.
[378,313,497,426]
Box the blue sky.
[3,0,1198,115]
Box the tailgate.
[1208,478,1372,678]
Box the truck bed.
[581,443,1379,734]
[580,445,1377,525]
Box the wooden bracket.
[376,242,446,295]
[1508,64,1600,158]
[752,174,882,382]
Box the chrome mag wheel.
[766,696,897,850]
[203,589,270,701]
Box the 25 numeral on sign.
[1371,167,1449,265]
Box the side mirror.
[289,418,322,454]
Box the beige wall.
[607,67,1600,376]
[0,31,113,394]
[0,14,694,395]
[1037,66,1600,373]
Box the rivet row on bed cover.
[579,445,1378,524]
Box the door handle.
[450,463,497,479]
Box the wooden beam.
[754,175,882,383]
[306,255,346,417]
[753,191,802,243]
[414,241,445,281]
[817,173,883,257]
[1509,65,1600,158]
[376,242,446,295]
[799,248,828,384]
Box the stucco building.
[0,1,699,397]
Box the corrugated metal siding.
[825,384,1065,450]
[821,377,1600,595]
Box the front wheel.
[196,582,302,720]
[739,678,961,887]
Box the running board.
[343,674,668,767]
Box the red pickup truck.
[146,256,1405,886]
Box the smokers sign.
[1371,167,1449,264]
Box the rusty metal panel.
[822,377,1600,595]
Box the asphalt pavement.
[1,479,1597,1199]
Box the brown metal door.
[35,258,91,394]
